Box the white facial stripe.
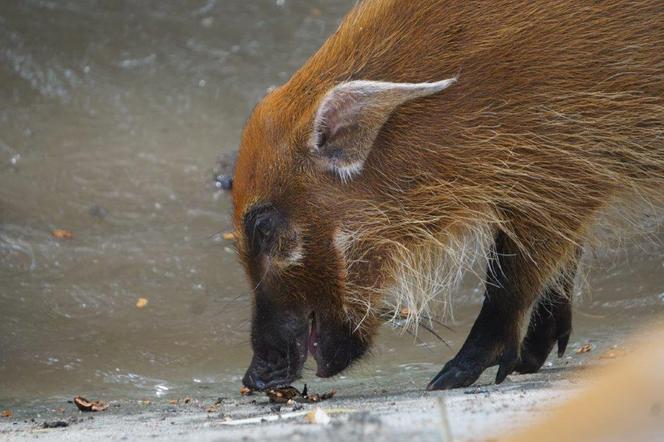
[286,243,304,265]
[330,161,364,184]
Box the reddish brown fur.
[233,0,664,362]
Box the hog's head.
[233,77,456,390]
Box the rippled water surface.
[1,0,663,405]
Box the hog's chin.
[307,312,369,378]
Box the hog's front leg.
[428,232,542,390]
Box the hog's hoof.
[428,341,520,390]
[427,360,483,390]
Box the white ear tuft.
[310,77,457,181]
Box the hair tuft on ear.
[310,77,457,182]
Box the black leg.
[427,233,537,390]
[514,254,579,374]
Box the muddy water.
[1,1,663,406]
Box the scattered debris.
[206,398,223,413]
[576,343,593,354]
[136,298,149,308]
[138,400,151,406]
[265,384,336,404]
[169,400,178,405]
[73,396,108,412]
[42,420,69,429]
[305,407,331,425]
[222,231,235,240]
[52,229,73,239]
[240,386,253,396]
[266,386,301,403]
[221,410,308,426]
[220,408,355,426]
[0,410,12,418]
[306,389,336,403]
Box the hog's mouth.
[306,312,327,377]
[244,310,366,391]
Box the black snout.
[242,291,309,390]
[243,352,299,390]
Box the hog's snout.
[242,353,300,390]
[243,293,310,390]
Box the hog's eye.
[244,203,279,254]
[255,216,272,240]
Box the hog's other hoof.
[515,332,570,374]
[427,341,519,390]
[514,295,572,375]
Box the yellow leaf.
[136,298,149,308]
[52,229,73,239]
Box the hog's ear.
[310,78,457,182]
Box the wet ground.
[0,368,582,442]
[1,0,663,428]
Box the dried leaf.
[169,400,178,405]
[319,390,336,401]
[136,298,149,308]
[74,396,108,412]
[206,397,223,412]
[576,343,593,354]
[240,386,253,396]
[1,410,12,418]
[52,229,73,239]
[266,386,300,403]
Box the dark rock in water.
[89,205,109,219]
[215,174,233,190]
[213,150,237,191]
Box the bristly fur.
[233,0,664,340]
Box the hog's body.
[233,0,664,390]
